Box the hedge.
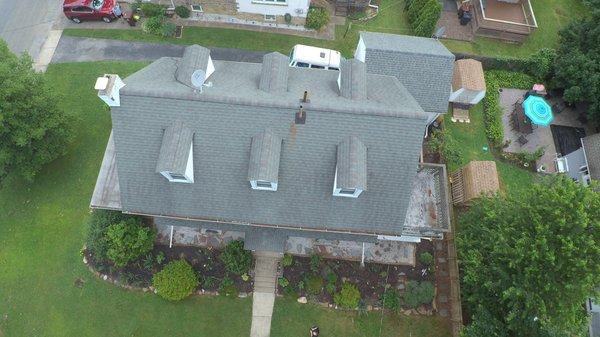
[483,71,535,148]
[405,0,441,37]
[153,259,199,301]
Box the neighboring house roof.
[453,59,486,92]
[248,129,282,183]
[109,47,428,236]
[155,121,194,175]
[359,31,455,115]
[583,133,600,180]
[451,161,499,204]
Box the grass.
[445,103,533,195]
[63,0,586,59]
[441,0,587,58]
[0,61,451,336]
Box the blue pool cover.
[522,95,553,127]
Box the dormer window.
[156,121,194,184]
[248,129,282,191]
[334,136,367,198]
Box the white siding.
[355,37,366,62]
[236,0,310,17]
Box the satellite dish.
[191,69,206,89]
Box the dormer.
[156,121,194,183]
[338,59,367,100]
[248,129,282,191]
[176,45,215,89]
[259,52,289,93]
[95,74,125,107]
[334,136,367,198]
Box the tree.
[0,40,73,183]
[552,11,600,125]
[105,218,156,268]
[458,176,600,336]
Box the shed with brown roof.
[451,161,499,204]
[450,59,486,106]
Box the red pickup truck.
[63,0,121,23]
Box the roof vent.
[176,45,215,90]
[295,106,306,124]
[334,135,367,198]
[248,129,282,191]
[156,121,194,183]
[95,74,125,107]
[259,52,289,93]
[338,59,367,100]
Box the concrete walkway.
[250,251,281,337]
[51,36,267,63]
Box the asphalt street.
[0,0,62,59]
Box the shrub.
[309,253,322,273]
[419,252,434,267]
[219,277,238,297]
[381,289,401,311]
[160,22,177,37]
[202,275,219,289]
[526,48,556,81]
[105,218,155,268]
[305,7,329,30]
[278,277,289,288]
[175,5,190,18]
[219,240,252,275]
[306,274,324,295]
[334,282,361,309]
[405,0,441,37]
[142,16,164,35]
[152,259,199,301]
[427,129,463,168]
[284,13,292,24]
[140,3,165,17]
[282,253,293,267]
[86,210,139,262]
[402,281,435,309]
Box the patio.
[470,0,537,42]
[500,88,593,173]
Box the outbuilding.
[450,161,499,205]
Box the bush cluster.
[419,252,434,267]
[334,282,361,309]
[381,288,401,311]
[219,240,252,275]
[402,281,434,309]
[175,5,191,18]
[427,129,463,168]
[405,0,441,37]
[305,7,329,30]
[105,218,156,268]
[152,259,199,301]
[87,210,138,262]
[140,3,165,17]
[305,274,324,295]
[483,70,535,148]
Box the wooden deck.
[471,0,537,42]
[90,131,122,210]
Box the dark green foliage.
[483,71,535,147]
[458,176,600,336]
[305,274,324,295]
[281,253,293,267]
[152,259,199,301]
[219,277,238,297]
[278,277,289,288]
[284,13,292,24]
[526,48,556,81]
[309,253,322,273]
[553,11,600,125]
[334,282,361,309]
[427,129,463,167]
[142,16,165,35]
[140,3,165,17]
[419,252,433,267]
[156,251,166,265]
[219,240,252,275]
[175,5,190,18]
[405,0,441,37]
[0,40,73,183]
[381,289,401,311]
[305,7,329,30]
[202,275,218,289]
[86,210,139,262]
[105,218,156,268]
[160,22,177,37]
[402,281,434,309]
[143,253,154,271]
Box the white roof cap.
[95,77,109,90]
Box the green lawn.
[0,61,451,336]
[445,104,533,195]
[63,0,585,59]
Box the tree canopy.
[0,40,73,183]
[458,176,600,336]
[553,11,600,125]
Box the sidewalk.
[250,251,281,337]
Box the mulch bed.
[85,244,253,294]
[278,240,435,307]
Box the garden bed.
[278,240,436,310]
[85,243,253,294]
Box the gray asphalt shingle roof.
[336,136,367,191]
[339,59,367,100]
[111,51,427,236]
[155,121,193,175]
[359,31,455,115]
[175,45,211,89]
[583,133,600,180]
[248,129,282,183]
[259,52,289,94]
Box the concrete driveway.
[52,36,268,63]
[0,0,62,60]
